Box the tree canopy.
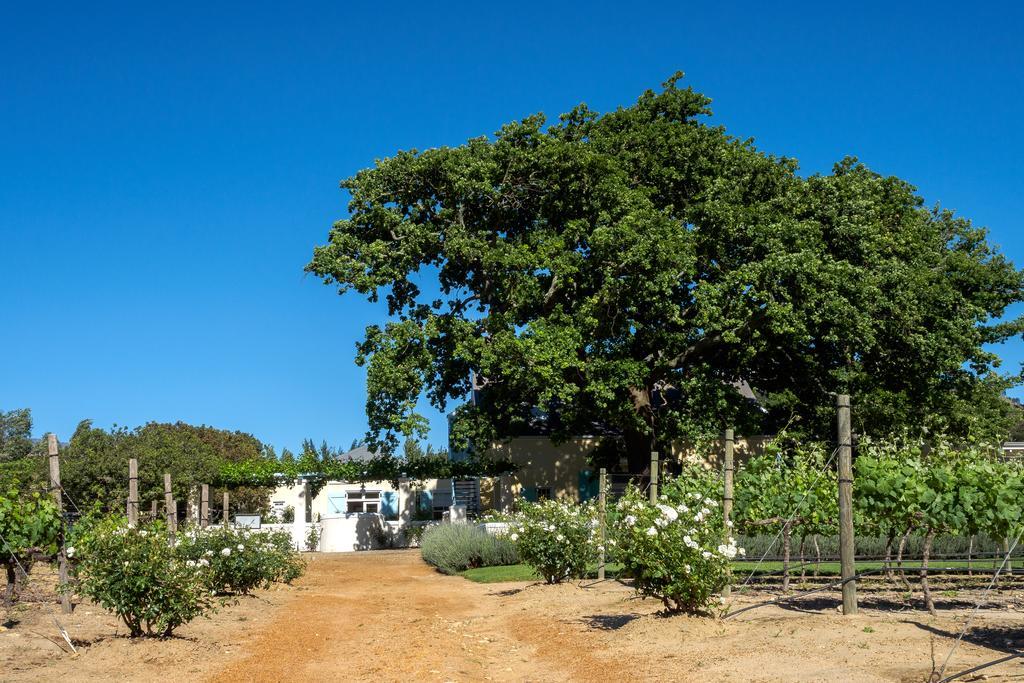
[56,421,275,515]
[309,74,1024,469]
[0,408,34,463]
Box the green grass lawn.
[460,559,1004,583]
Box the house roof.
[335,445,379,462]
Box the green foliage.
[304,524,321,551]
[215,450,516,493]
[0,488,61,568]
[419,523,518,574]
[0,408,33,463]
[734,441,838,537]
[612,484,740,613]
[177,526,305,594]
[72,519,216,637]
[59,420,274,515]
[854,438,1024,542]
[0,455,45,492]
[307,74,1023,469]
[509,499,599,583]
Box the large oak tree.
[308,75,1024,470]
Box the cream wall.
[483,435,771,511]
[486,436,598,510]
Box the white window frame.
[346,489,381,513]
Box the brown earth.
[4,551,1024,682]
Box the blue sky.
[2,1,1022,453]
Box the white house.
[268,446,473,552]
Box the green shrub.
[305,524,321,551]
[612,483,741,614]
[1,488,61,605]
[73,519,216,637]
[509,499,599,583]
[420,523,518,574]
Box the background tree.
[0,408,33,463]
[402,440,425,461]
[306,74,1022,468]
[59,421,275,515]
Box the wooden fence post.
[47,435,72,614]
[649,451,659,503]
[127,458,139,527]
[598,467,607,581]
[222,491,230,528]
[200,484,209,528]
[150,500,158,521]
[164,473,176,536]
[723,428,735,598]
[837,394,857,615]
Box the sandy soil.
[4,551,1024,682]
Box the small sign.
[234,514,261,529]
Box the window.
[537,487,552,501]
[346,490,380,513]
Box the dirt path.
[211,551,630,682]
[210,551,1024,683]
[7,551,1024,681]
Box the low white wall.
[320,513,388,552]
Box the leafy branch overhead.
[308,73,1024,466]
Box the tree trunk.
[799,535,807,582]
[921,528,936,616]
[884,529,895,584]
[625,386,657,474]
[967,536,973,577]
[813,535,821,578]
[896,526,913,591]
[782,522,792,593]
[1005,538,1013,577]
[3,561,15,607]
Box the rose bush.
[73,519,216,637]
[509,499,599,583]
[177,526,304,594]
[612,480,742,614]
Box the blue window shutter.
[523,486,538,502]
[578,469,597,501]
[418,491,433,511]
[382,491,399,520]
[328,494,347,514]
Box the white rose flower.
[684,564,691,574]
[624,515,637,527]
[65,546,75,558]
[645,527,658,536]
[510,533,519,541]
[657,504,678,522]
[237,544,245,551]
[556,534,565,542]
[702,550,712,559]
[199,558,210,567]
[221,547,232,557]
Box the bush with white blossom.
[72,518,216,637]
[509,499,600,583]
[612,476,742,614]
[177,526,304,595]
